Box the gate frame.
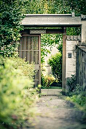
[20,13,86,93]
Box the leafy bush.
[48,52,62,84]
[66,75,77,93]
[0,56,38,129]
[41,74,55,88]
[67,85,86,113]
[0,0,24,57]
[9,57,35,80]
[66,76,86,113]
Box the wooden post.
[39,35,41,93]
[62,27,66,94]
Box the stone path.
[26,89,86,129]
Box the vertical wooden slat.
[32,37,33,63]
[33,51,35,63]
[19,37,22,58]
[35,52,37,64]
[26,37,28,61]
[30,37,31,63]
[33,37,35,50]
[62,27,66,94]
[38,35,41,87]
[28,37,30,63]
[34,38,36,63]
[22,37,24,58]
[33,37,35,63]
[24,36,26,60]
[28,37,30,50]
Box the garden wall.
[65,36,80,92]
[76,46,86,88]
[66,36,80,79]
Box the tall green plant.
[0,56,38,129]
[0,0,24,56]
[48,52,62,84]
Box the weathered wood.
[46,29,63,34]
[21,29,64,34]
[62,27,66,94]
[39,35,41,86]
[18,35,41,88]
[19,38,22,58]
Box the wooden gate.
[18,34,41,86]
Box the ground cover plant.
[67,85,86,120]
[0,56,38,129]
[66,76,86,119]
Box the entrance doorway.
[18,28,80,93]
[18,28,65,89]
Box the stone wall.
[66,36,80,79]
[66,40,78,78]
[65,36,80,92]
[76,46,86,88]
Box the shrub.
[66,75,77,94]
[67,85,86,113]
[0,0,25,57]
[0,56,38,129]
[9,57,35,80]
[41,74,55,88]
[48,52,62,84]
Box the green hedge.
[48,52,62,84]
[0,56,38,129]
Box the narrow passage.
[26,89,86,129]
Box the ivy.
[0,0,24,56]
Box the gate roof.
[21,14,83,27]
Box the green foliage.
[66,75,77,93]
[9,57,35,80]
[57,43,62,53]
[41,47,51,64]
[1,0,85,57]
[66,27,81,36]
[67,76,86,114]
[41,74,55,89]
[41,34,62,63]
[65,0,86,15]
[0,56,38,129]
[41,34,62,47]
[67,85,86,113]
[48,52,62,84]
[23,0,71,14]
[0,0,24,56]
[22,0,86,15]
